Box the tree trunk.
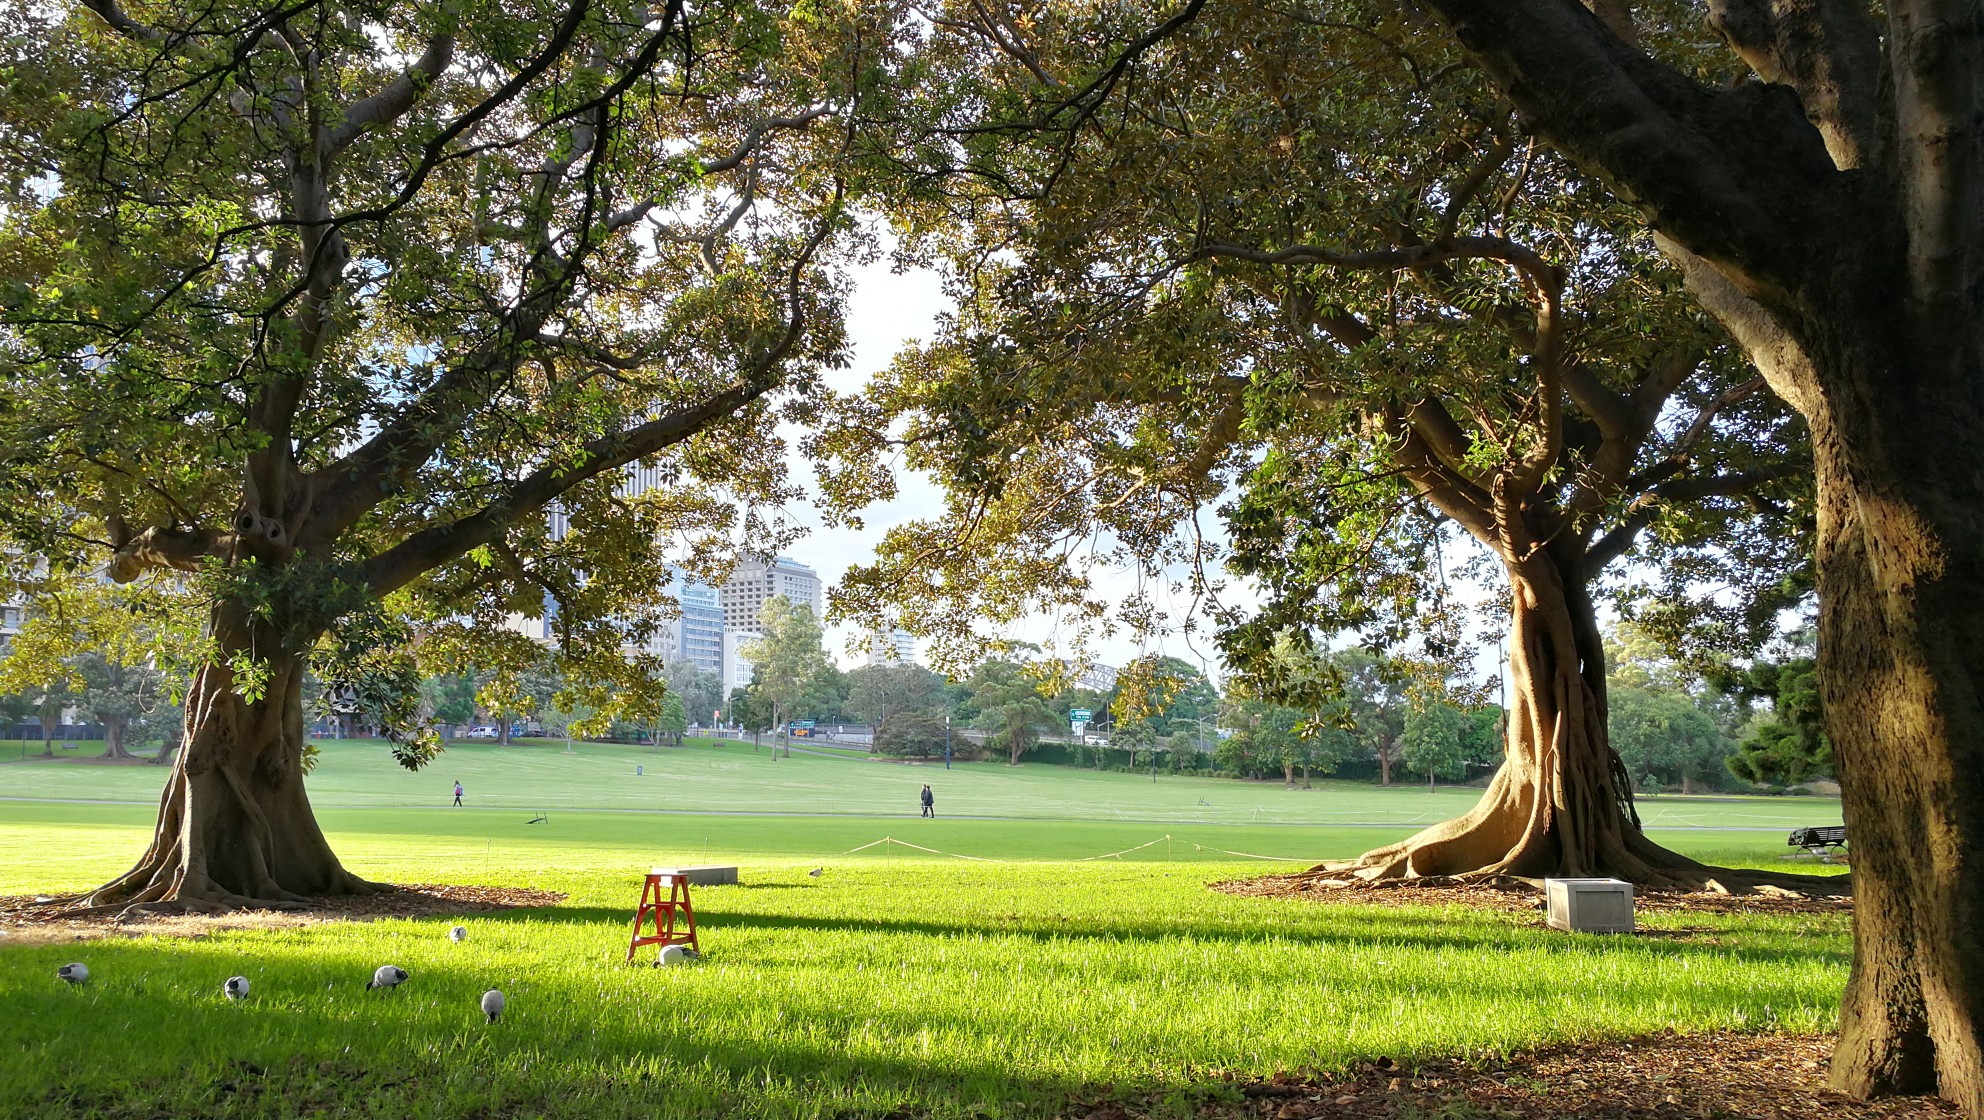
[1311,547,1749,888]
[1283,759,1296,787]
[1376,745,1392,786]
[74,607,382,913]
[38,714,55,756]
[1800,376,1984,1111]
[99,717,135,761]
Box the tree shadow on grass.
[469,901,1846,971]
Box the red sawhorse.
[626,868,700,963]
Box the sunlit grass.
[2,856,1848,1119]
[0,744,1850,1117]
[0,734,1846,828]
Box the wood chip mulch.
[0,884,566,945]
[1213,874,1855,917]
[1078,1032,1956,1119]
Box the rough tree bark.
[1799,339,1984,1106]
[74,604,376,912]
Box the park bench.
[1788,825,1848,859]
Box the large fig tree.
[0,0,891,911]
[844,0,1814,889]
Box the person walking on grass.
[452,780,464,808]
[920,784,934,818]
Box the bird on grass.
[57,963,88,985]
[481,989,505,1023]
[807,867,823,879]
[448,926,467,943]
[224,976,250,1001]
[367,965,409,990]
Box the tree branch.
[1707,0,1886,170]
[324,32,457,157]
[78,0,163,41]
[357,189,842,596]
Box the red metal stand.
[626,869,700,963]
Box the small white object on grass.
[367,965,409,990]
[58,963,88,985]
[448,926,467,942]
[807,867,823,879]
[655,943,688,967]
[481,989,505,1023]
[224,976,250,1001]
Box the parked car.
[466,725,499,740]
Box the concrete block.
[1545,877,1634,933]
[651,865,739,886]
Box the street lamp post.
[944,715,951,769]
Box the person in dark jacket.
[920,784,934,818]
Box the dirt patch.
[0,884,567,945]
[1081,1032,1954,1119]
[1214,874,1855,918]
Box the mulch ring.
[1080,1032,1955,1119]
[0,884,566,945]
[1213,874,1854,918]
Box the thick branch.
[358,382,769,596]
[1707,0,1886,171]
[1414,0,1839,297]
[105,526,221,582]
[324,33,457,157]
[78,0,162,40]
[357,191,840,594]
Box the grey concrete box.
[1545,877,1634,933]
[651,865,739,886]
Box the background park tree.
[844,662,950,728]
[1717,635,1830,788]
[73,651,168,760]
[661,660,726,731]
[738,596,836,740]
[0,0,893,911]
[1400,701,1475,790]
[873,711,949,760]
[967,658,1060,765]
[418,673,478,735]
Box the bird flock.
[55,924,513,1025]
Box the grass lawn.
[0,742,1852,1118]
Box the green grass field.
[0,740,1850,1118]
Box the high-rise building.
[865,628,917,667]
[724,630,760,695]
[720,555,823,629]
[668,572,725,675]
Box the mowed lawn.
[0,733,1845,827]
[0,743,1850,1119]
